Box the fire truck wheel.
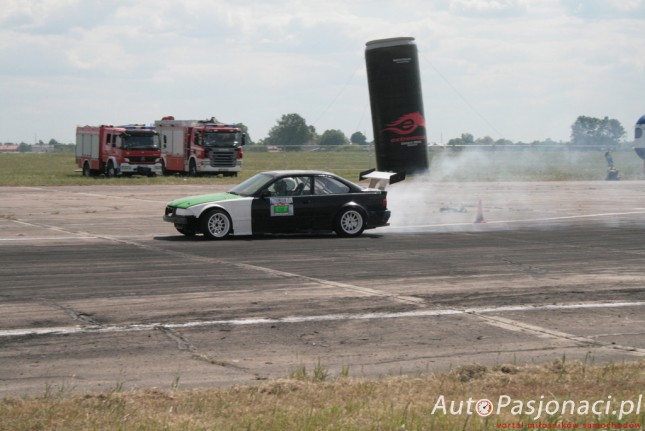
[106,161,118,178]
[82,162,93,177]
[201,209,232,240]
[188,160,198,177]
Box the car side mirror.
[259,190,271,199]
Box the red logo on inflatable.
[383,112,426,135]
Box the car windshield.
[229,173,274,196]
[122,133,160,150]
[203,131,242,148]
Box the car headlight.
[175,208,191,216]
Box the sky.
[1,0,644,145]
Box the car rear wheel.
[335,208,365,237]
[201,209,232,240]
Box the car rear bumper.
[366,209,391,228]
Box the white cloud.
[0,0,643,145]
[449,0,529,17]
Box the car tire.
[175,224,196,237]
[201,209,232,240]
[334,207,365,237]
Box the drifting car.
[163,170,393,239]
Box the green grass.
[0,150,375,186]
[1,359,643,430]
[427,148,644,181]
[1,148,642,186]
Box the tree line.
[0,139,74,153]
[1,114,629,152]
[244,114,629,150]
[446,116,627,149]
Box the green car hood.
[168,192,244,209]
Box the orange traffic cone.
[474,198,486,224]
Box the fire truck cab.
[155,116,245,177]
[76,124,162,177]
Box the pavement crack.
[157,325,195,352]
[155,326,246,370]
[466,312,645,357]
[500,256,549,277]
[41,300,102,326]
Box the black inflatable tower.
[365,37,428,174]
[634,114,645,159]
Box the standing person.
[605,151,620,180]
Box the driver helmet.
[274,178,296,195]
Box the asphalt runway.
[1,181,644,396]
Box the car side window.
[292,176,312,196]
[314,176,350,195]
[267,176,312,197]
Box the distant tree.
[319,129,348,146]
[18,142,31,152]
[264,113,314,151]
[350,131,367,145]
[447,133,475,146]
[475,136,494,146]
[570,116,625,148]
[308,125,319,145]
[234,123,253,146]
[494,138,514,146]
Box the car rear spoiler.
[359,169,406,190]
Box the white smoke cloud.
[385,148,625,232]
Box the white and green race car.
[163,170,396,239]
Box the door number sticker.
[270,197,294,216]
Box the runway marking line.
[2,301,645,358]
[467,313,645,356]
[5,214,645,357]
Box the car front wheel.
[201,209,232,240]
[335,208,365,237]
[175,224,196,237]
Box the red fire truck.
[154,116,245,177]
[76,124,162,177]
